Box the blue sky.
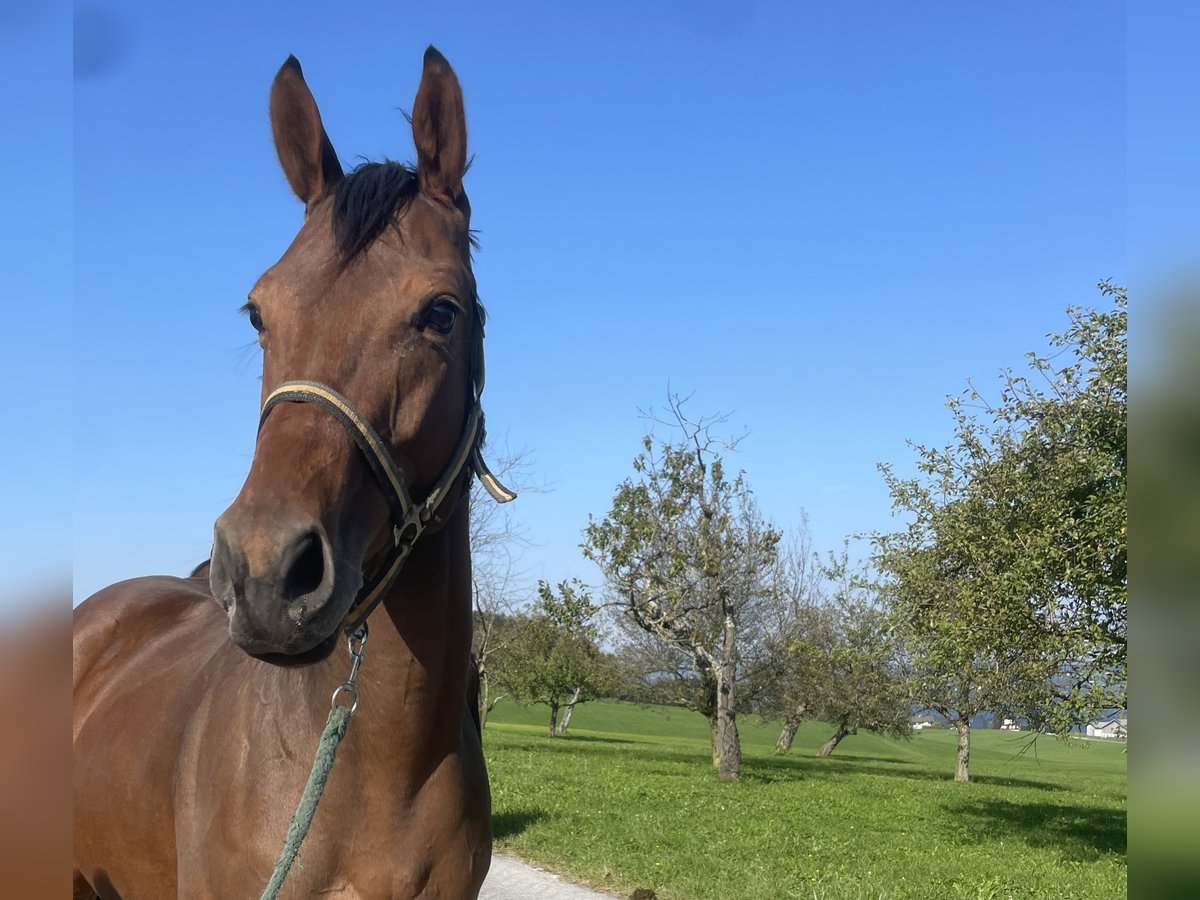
[69,1,1130,602]
[8,2,1190,609]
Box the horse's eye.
[246,304,265,333]
[425,299,458,335]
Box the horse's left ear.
[412,46,467,205]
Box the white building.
[1085,718,1127,740]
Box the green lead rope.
[261,624,367,900]
[260,704,354,900]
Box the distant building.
[911,714,936,730]
[1001,719,1021,731]
[1086,718,1127,740]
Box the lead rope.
[260,625,368,900]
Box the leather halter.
[256,300,514,633]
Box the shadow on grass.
[559,733,637,746]
[504,737,958,786]
[741,754,1065,792]
[492,807,551,840]
[485,728,637,747]
[812,753,915,765]
[967,774,1067,792]
[947,797,1126,861]
[491,728,1068,793]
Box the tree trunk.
[775,721,798,755]
[954,720,971,782]
[818,725,849,758]
[477,667,491,729]
[557,686,583,735]
[480,694,504,730]
[711,706,741,781]
[548,701,559,738]
[713,613,741,782]
[774,705,806,755]
[772,720,801,753]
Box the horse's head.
[209,49,485,663]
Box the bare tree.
[584,394,781,781]
[469,449,539,726]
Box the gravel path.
[479,854,620,899]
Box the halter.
[256,299,514,633]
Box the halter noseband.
[256,304,514,633]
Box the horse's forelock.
[331,160,421,262]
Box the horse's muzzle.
[209,512,347,662]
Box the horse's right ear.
[269,56,343,209]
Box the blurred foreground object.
[0,599,72,899]
[1134,276,1200,896]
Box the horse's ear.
[412,46,467,205]
[269,56,343,208]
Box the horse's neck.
[352,509,473,754]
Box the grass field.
[483,700,1126,900]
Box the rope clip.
[329,623,369,715]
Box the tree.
[760,602,835,754]
[873,284,1127,780]
[873,485,1058,782]
[808,558,912,757]
[470,607,523,728]
[742,532,831,754]
[500,579,607,737]
[753,543,911,757]
[469,450,538,727]
[972,283,1127,727]
[583,395,781,781]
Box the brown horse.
[73,48,507,899]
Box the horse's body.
[73,49,495,899]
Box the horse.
[73,47,512,899]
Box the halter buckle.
[393,520,420,548]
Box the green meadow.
[484,701,1126,900]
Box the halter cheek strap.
[258,377,514,633]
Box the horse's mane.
[332,160,421,262]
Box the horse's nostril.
[282,532,326,603]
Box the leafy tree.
[500,579,607,737]
[972,283,1127,726]
[874,483,1058,782]
[810,557,913,757]
[873,284,1127,780]
[755,545,911,757]
[759,601,836,754]
[583,396,780,781]
[600,628,700,708]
